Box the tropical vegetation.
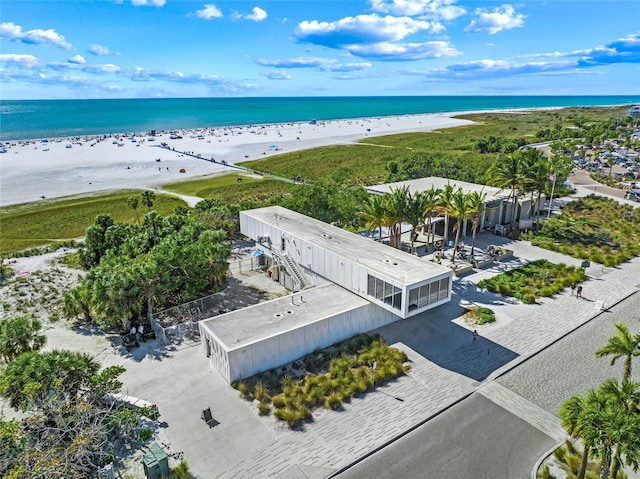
[0,349,142,478]
[527,196,640,267]
[553,319,640,479]
[233,334,409,429]
[477,259,586,304]
[62,194,232,330]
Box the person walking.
[472,329,479,344]
[570,283,576,296]
[576,285,583,299]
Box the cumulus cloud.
[48,61,122,74]
[0,53,39,68]
[195,4,223,19]
[575,33,640,66]
[369,0,466,21]
[68,55,86,64]
[465,5,525,35]
[131,0,166,6]
[88,44,118,56]
[349,40,459,61]
[0,22,72,49]
[260,70,292,80]
[232,6,268,22]
[295,14,440,48]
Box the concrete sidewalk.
[117,229,639,478]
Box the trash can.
[142,442,169,479]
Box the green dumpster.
[142,442,169,479]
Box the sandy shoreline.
[0,112,478,207]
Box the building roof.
[200,284,368,350]
[366,176,510,205]
[242,206,451,285]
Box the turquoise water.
[1,96,639,141]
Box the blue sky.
[1,0,639,99]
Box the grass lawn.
[528,195,640,266]
[0,192,186,256]
[477,259,586,304]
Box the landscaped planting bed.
[477,259,586,304]
[233,333,410,429]
[527,195,640,267]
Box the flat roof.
[200,284,369,350]
[242,206,451,285]
[366,176,509,204]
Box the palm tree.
[448,189,470,262]
[141,190,156,212]
[490,151,523,227]
[359,194,386,242]
[520,149,549,222]
[384,186,409,249]
[0,316,47,363]
[436,183,457,251]
[595,323,640,381]
[404,190,427,252]
[560,394,592,479]
[421,186,441,246]
[467,190,487,258]
[127,196,141,225]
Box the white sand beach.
[0,113,475,207]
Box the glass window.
[367,275,375,297]
[439,277,450,301]
[408,287,419,310]
[429,281,439,304]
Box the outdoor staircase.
[272,249,312,291]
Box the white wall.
[216,303,397,383]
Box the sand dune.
[0,113,474,207]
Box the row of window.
[367,275,450,311]
[408,277,449,310]
[367,275,402,310]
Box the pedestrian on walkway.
[570,283,576,296]
[576,285,583,299]
[472,329,479,344]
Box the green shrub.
[171,460,192,479]
[139,428,152,442]
[522,294,536,304]
[324,393,342,410]
[253,382,269,403]
[258,402,271,416]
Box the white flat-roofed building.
[366,176,540,232]
[628,105,640,120]
[240,206,453,320]
[200,284,397,382]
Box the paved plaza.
[113,184,639,478]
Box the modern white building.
[628,105,640,120]
[200,206,453,383]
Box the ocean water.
[1,96,639,141]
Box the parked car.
[624,190,640,202]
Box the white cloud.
[233,6,268,22]
[369,0,466,21]
[195,4,223,19]
[256,57,331,68]
[0,53,39,68]
[68,55,86,64]
[321,62,372,72]
[0,22,72,49]
[348,40,459,61]
[260,70,292,80]
[131,0,166,6]
[295,14,441,47]
[465,5,525,35]
[88,44,118,56]
[245,7,267,22]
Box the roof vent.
[274,313,283,318]
[285,310,294,315]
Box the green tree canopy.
[0,316,47,363]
